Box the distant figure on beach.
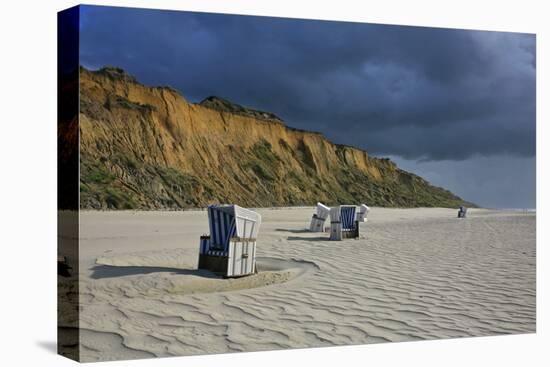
[458,206,468,218]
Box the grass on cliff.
[84,165,115,184]
[105,95,156,113]
[80,155,135,209]
[81,149,220,209]
[245,139,282,183]
[78,139,471,209]
[157,167,211,196]
[104,187,137,209]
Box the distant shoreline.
[67,206,536,213]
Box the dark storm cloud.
[79,5,536,161]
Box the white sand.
[59,207,536,362]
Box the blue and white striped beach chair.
[198,204,261,277]
[329,205,359,240]
[309,202,330,232]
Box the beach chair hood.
[233,205,262,239]
[208,205,261,250]
[316,202,331,219]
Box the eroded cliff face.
[78,66,472,209]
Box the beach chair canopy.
[316,202,331,219]
[208,205,262,250]
[359,204,370,214]
[330,205,357,229]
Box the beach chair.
[329,205,359,240]
[357,204,370,222]
[309,202,331,232]
[458,206,468,218]
[198,204,261,277]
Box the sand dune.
[59,207,536,361]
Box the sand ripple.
[76,208,536,361]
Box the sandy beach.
[58,207,535,362]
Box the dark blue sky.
[78,5,536,208]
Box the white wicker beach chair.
[309,202,330,232]
[198,204,261,277]
[329,205,359,240]
[357,204,370,222]
[458,206,468,218]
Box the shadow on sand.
[275,228,310,233]
[90,265,220,280]
[286,236,330,242]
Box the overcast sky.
[79,5,536,208]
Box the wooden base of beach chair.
[329,220,359,240]
[342,228,359,239]
[198,254,229,274]
[309,216,326,232]
[330,221,341,240]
